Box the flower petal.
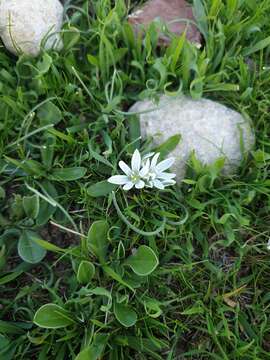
[151,153,160,168]
[119,161,132,176]
[156,157,175,172]
[135,180,145,189]
[153,179,165,190]
[163,180,176,187]
[146,181,154,188]
[108,175,129,185]
[140,159,150,177]
[123,181,134,191]
[142,152,155,161]
[157,172,176,181]
[131,149,141,172]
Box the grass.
[1,0,270,358]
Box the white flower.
[267,239,270,251]
[108,149,176,191]
[108,149,148,191]
[143,152,176,190]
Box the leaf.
[63,25,80,51]
[126,246,159,276]
[18,231,46,264]
[89,287,112,300]
[103,266,134,291]
[75,347,99,360]
[33,304,75,329]
[36,53,53,77]
[171,31,186,72]
[0,271,23,285]
[75,334,108,360]
[128,115,141,152]
[87,220,109,263]
[87,181,116,197]
[50,167,87,181]
[181,305,204,315]
[0,320,25,335]
[87,54,99,67]
[114,303,137,328]
[193,0,208,39]
[155,134,181,158]
[23,195,40,219]
[77,261,95,284]
[32,238,66,253]
[37,101,62,125]
[243,36,270,56]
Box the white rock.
[129,95,254,181]
[0,0,63,57]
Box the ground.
[0,0,270,359]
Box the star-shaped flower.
[108,149,176,191]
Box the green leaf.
[87,181,116,197]
[37,101,62,125]
[126,246,159,276]
[18,231,46,264]
[77,261,95,284]
[36,53,53,77]
[103,266,134,291]
[89,287,112,299]
[32,238,66,253]
[114,303,137,328]
[87,220,109,263]
[23,195,40,219]
[243,36,270,56]
[75,347,99,360]
[87,54,99,67]
[63,25,80,51]
[128,115,141,152]
[0,320,25,335]
[155,134,181,158]
[75,334,108,360]
[50,167,87,181]
[0,271,23,285]
[33,304,75,329]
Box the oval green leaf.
[87,181,116,197]
[18,231,46,264]
[114,303,137,328]
[87,220,109,263]
[33,304,75,329]
[50,167,87,181]
[126,245,159,276]
[77,261,95,284]
[23,195,40,219]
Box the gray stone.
[129,95,254,181]
[0,0,63,57]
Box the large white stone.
[129,95,254,181]
[0,0,63,56]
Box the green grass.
[1,0,270,359]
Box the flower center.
[130,171,140,183]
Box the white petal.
[139,159,150,177]
[163,180,176,187]
[153,179,165,190]
[156,158,175,172]
[151,153,160,168]
[119,161,132,176]
[131,149,141,172]
[123,181,134,191]
[135,180,145,189]
[142,152,155,161]
[108,175,129,185]
[157,172,176,181]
